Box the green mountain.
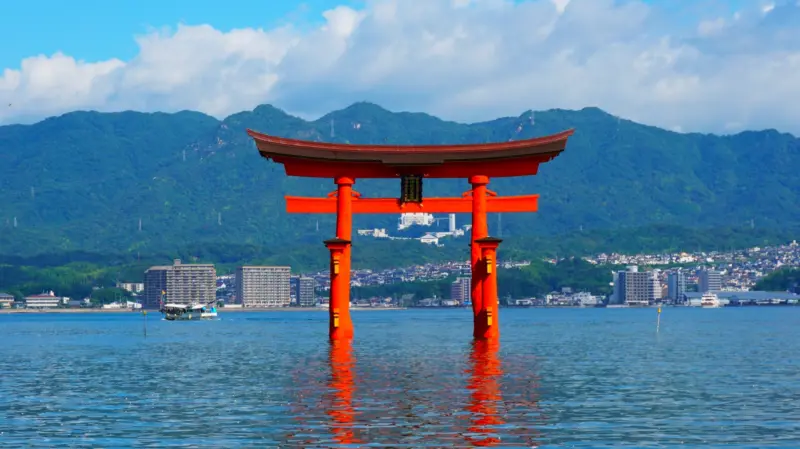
[1,102,798,257]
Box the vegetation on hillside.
[1,102,799,258]
[1,224,794,300]
[753,268,800,293]
[352,258,613,300]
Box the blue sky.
[0,0,797,134]
[0,0,363,68]
[0,0,751,69]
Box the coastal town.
[2,240,798,311]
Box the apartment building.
[699,269,722,293]
[292,276,317,307]
[143,259,216,308]
[450,276,471,304]
[236,266,291,308]
[613,266,661,305]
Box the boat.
[700,292,721,308]
[160,302,219,321]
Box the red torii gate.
[247,128,573,341]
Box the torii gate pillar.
[246,127,573,342]
[324,176,356,341]
[475,237,502,340]
[469,175,490,339]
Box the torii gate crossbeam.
[247,129,573,341]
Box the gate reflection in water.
[283,336,544,447]
[327,340,359,446]
[12,309,797,446]
[466,339,505,446]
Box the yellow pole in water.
[143,310,147,337]
[656,305,661,333]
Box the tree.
[754,268,800,292]
[90,287,132,305]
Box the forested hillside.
[1,102,798,257]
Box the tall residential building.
[143,267,168,308]
[292,276,316,307]
[667,271,687,302]
[236,266,291,308]
[615,266,660,305]
[143,259,216,308]
[699,269,722,293]
[451,276,471,304]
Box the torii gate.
[247,128,573,341]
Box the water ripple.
[0,308,798,447]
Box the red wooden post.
[475,237,502,340]
[325,236,354,341]
[470,176,490,339]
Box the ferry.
[160,303,219,321]
[700,292,721,308]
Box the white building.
[143,260,216,308]
[419,233,439,245]
[573,292,599,306]
[613,266,661,305]
[398,213,435,230]
[116,282,144,293]
[357,228,389,238]
[236,266,291,308]
[0,293,15,308]
[25,291,63,308]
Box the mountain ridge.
[1,102,798,257]
[26,102,796,139]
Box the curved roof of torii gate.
[246,128,574,178]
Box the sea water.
[1,307,798,447]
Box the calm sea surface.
[1,307,799,448]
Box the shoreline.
[4,304,792,314]
[0,307,408,314]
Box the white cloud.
[551,0,571,14]
[1,0,799,134]
[698,18,726,36]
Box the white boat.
[161,303,218,320]
[700,292,721,308]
